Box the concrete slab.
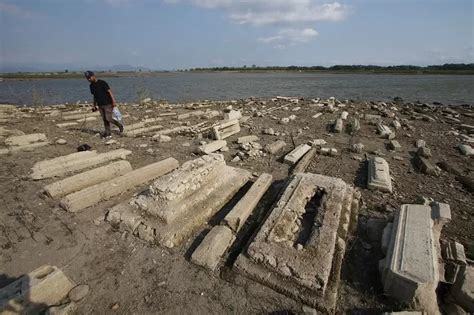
[198,140,227,154]
[333,118,343,133]
[283,144,312,165]
[380,203,451,313]
[235,173,360,312]
[368,157,393,193]
[0,265,75,314]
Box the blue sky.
[1,0,473,70]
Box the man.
[85,71,124,138]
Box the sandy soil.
[0,97,472,314]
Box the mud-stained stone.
[380,203,451,314]
[106,154,251,248]
[0,265,75,314]
[235,173,360,313]
[367,157,393,193]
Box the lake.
[1,72,473,105]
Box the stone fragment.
[154,135,172,143]
[56,139,67,145]
[280,117,290,124]
[235,173,360,311]
[389,140,402,151]
[264,140,286,154]
[43,160,133,199]
[442,241,467,265]
[46,302,77,315]
[414,155,439,176]
[105,139,117,145]
[0,265,75,314]
[352,143,364,153]
[417,146,432,158]
[124,124,163,137]
[380,203,451,314]
[310,139,327,147]
[237,135,259,144]
[284,144,312,165]
[368,157,392,193]
[392,120,402,130]
[312,113,323,119]
[263,128,275,135]
[62,111,99,121]
[198,140,227,154]
[191,225,235,271]
[60,158,178,212]
[340,111,349,120]
[333,118,343,133]
[31,149,132,180]
[348,118,360,133]
[213,119,240,140]
[458,144,474,156]
[56,122,78,128]
[176,110,205,120]
[415,139,426,148]
[377,122,395,139]
[364,114,382,122]
[224,110,242,121]
[451,266,474,312]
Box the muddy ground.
[0,97,473,314]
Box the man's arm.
[107,89,117,107]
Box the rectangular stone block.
[31,149,132,180]
[56,122,78,128]
[292,148,317,174]
[177,110,205,120]
[60,157,178,212]
[364,114,382,122]
[0,141,50,155]
[368,157,392,193]
[264,140,286,154]
[283,144,312,165]
[417,146,432,158]
[237,135,259,144]
[106,155,251,248]
[414,155,439,176]
[333,118,343,133]
[389,140,402,151]
[43,160,133,199]
[223,173,273,233]
[124,124,163,137]
[213,119,240,140]
[380,203,450,313]
[442,241,467,265]
[415,139,426,148]
[5,133,47,146]
[62,111,99,121]
[190,225,235,271]
[235,173,360,312]
[0,265,75,314]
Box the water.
[1,72,473,105]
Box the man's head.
[84,71,96,82]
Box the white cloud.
[166,0,350,26]
[258,28,319,48]
[0,2,35,17]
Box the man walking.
[85,71,124,138]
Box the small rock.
[56,139,67,145]
[155,135,172,143]
[231,156,241,162]
[139,144,148,148]
[182,142,190,147]
[111,303,119,310]
[105,139,117,145]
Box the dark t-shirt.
[90,79,113,106]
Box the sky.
[0,0,473,70]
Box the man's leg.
[111,118,124,133]
[100,105,112,137]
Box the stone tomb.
[235,173,360,312]
[106,154,251,248]
[380,203,451,313]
